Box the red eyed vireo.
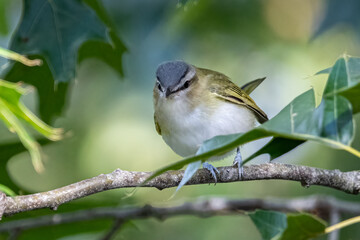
[153,61,268,181]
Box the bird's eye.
[158,83,163,92]
[183,81,190,89]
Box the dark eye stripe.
[180,70,188,80]
[178,80,192,92]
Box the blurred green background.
[1,0,360,239]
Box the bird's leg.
[233,147,243,180]
[202,162,219,183]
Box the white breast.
[156,97,256,157]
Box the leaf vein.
[290,102,295,134]
[333,64,340,142]
[24,0,48,36]
[48,0,66,79]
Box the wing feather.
[241,77,266,94]
[204,69,268,123]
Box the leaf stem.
[341,145,360,158]
[325,216,360,234]
[0,47,42,66]
[296,133,360,158]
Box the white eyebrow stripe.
[171,68,196,92]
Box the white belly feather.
[157,98,256,157]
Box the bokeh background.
[1,0,360,239]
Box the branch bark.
[1,163,360,218]
[0,195,359,232]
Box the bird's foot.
[203,162,219,184]
[233,147,243,180]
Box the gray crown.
[156,61,189,89]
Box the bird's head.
[155,60,197,98]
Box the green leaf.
[326,56,360,113]
[250,211,326,240]
[249,210,287,240]
[4,0,126,122]
[0,81,62,140]
[10,0,108,83]
[244,138,304,164]
[0,0,9,35]
[174,135,240,192]
[278,213,326,240]
[79,0,127,77]
[198,133,243,156]
[78,30,126,77]
[315,67,332,75]
[0,80,62,172]
[146,55,360,183]
[4,56,69,123]
[145,130,270,184]
[176,161,201,192]
[58,232,104,240]
[317,56,360,113]
[260,89,354,149]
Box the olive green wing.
[207,71,268,123]
[241,77,266,95]
[154,114,162,135]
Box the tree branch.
[0,195,359,232]
[1,163,360,218]
[328,208,341,240]
[101,219,124,240]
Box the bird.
[153,60,268,182]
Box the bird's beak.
[165,88,172,98]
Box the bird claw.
[203,162,219,184]
[233,147,243,180]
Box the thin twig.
[1,163,360,218]
[0,196,359,232]
[328,209,340,240]
[325,216,360,234]
[101,219,124,240]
